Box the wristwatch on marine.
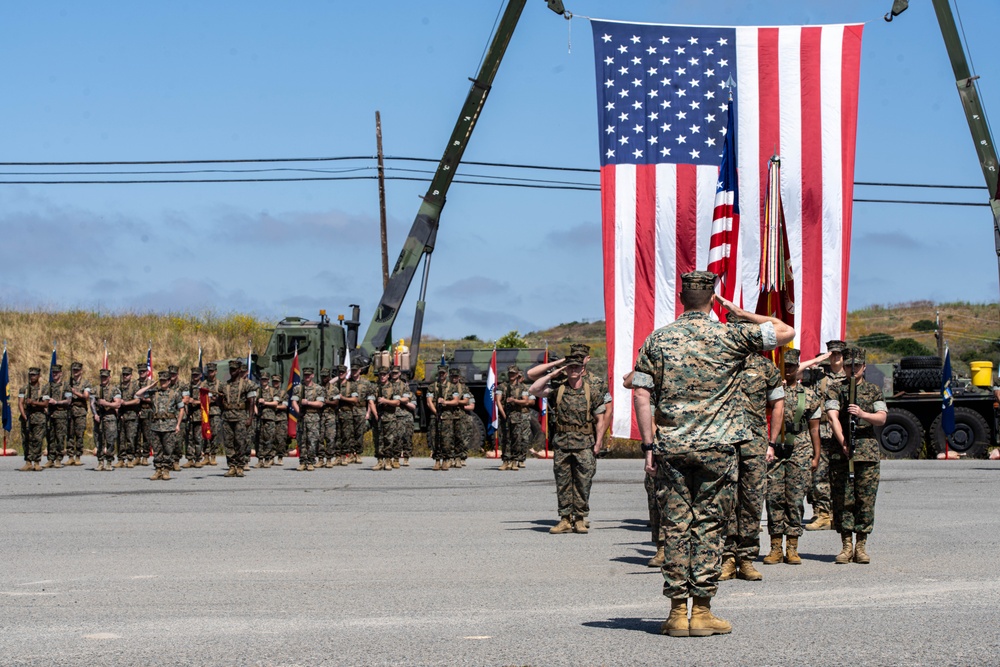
[640,442,655,452]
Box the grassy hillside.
[0,310,270,384]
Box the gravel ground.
[1,455,998,666]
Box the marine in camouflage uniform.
[91,369,122,470]
[181,368,205,468]
[355,368,377,462]
[720,352,783,581]
[397,368,416,465]
[805,339,847,531]
[272,375,289,464]
[632,271,790,638]
[19,368,48,470]
[199,363,224,465]
[136,363,154,466]
[372,366,404,470]
[320,368,340,468]
[254,372,280,467]
[762,349,822,566]
[334,366,359,464]
[45,364,71,467]
[293,367,324,471]
[219,360,257,476]
[67,361,92,465]
[137,370,185,480]
[825,347,888,565]
[116,367,140,467]
[500,366,533,470]
[167,364,183,469]
[425,365,448,464]
[434,368,470,470]
[530,344,610,533]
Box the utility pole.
[376,110,391,352]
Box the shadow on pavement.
[582,617,662,635]
[798,552,838,563]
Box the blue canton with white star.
[592,21,737,168]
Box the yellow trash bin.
[970,361,993,387]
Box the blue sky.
[2,1,999,341]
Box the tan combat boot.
[254,460,265,469]
[149,469,163,481]
[432,459,442,471]
[805,511,832,531]
[647,543,666,568]
[209,455,217,466]
[549,517,574,534]
[160,470,171,481]
[573,517,589,534]
[400,457,409,467]
[126,460,135,468]
[225,466,238,477]
[853,533,870,564]
[510,462,520,471]
[305,463,315,471]
[390,458,400,469]
[52,459,64,469]
[835,533,854,564]
[762,536,783,565]
[172,461,181,471]
[96,461,105,472]
[113,460,125,468]
[33,462,44,471]
[235,467,245,477]
[261,459,271,468]
[73,455,82,466]
[106,461,115,471]
[442,459,451,471]
[140,457,149,466]
[737,559,763,581]
[499,461,510,471]
[295,463,306,471]
[784,536,802,565]
[660,598,689,637]
[275,457,283,466]
[194,460,204,468]
[689,597,732,636]
[372,459,385,471]
[18,462,32,472]
[324,459,334,468]
[719,554,737,581]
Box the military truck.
[253,307,361,383]
[871,356,997,459]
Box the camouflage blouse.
[825,377,887,463]
[633,311,776,451]
[739,354,784,455]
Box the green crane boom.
[357,1,567,368]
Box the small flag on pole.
[199,387,213,441]
[708,88,739,322]
[286,344,302,439]
[485,347,498,437]
[539,345,549,455]
[197,341,203,376]
[1,343,12,436]
[102,340,109,371]
[147,342,154,382]
[247,340,253,380]
[49,341,57,383]
[941,347,955,441]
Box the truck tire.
[929,407,989,457]
[899,356,942,370]
[878,408,924,459]
[894,368,942,392]
[465,413,487,452]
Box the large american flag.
[591,20,863,439]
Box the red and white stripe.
[603,23,863,439]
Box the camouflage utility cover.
[633,311,776,450]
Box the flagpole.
[2,340,7,456]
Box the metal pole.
[936,310,944,360]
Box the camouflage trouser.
[399,414,414,458]
[437,415,462,461]
[47,416,69,460]
[274,418,289,457]
[319,412,337,460]
[351,410,368,456]
[94,416,117,462]
[257,420,276,460]
[553,446,597,518]
[19,418,29,461]
[830,459,880,534]
[508,413,531,463]
[138,417,152,459]
[298,416,321,465]
[204,414,223,457]
[184,419,204,461]
[645,472,664,544]
[724,450,766,561]
[807,438,834,516]
[458,413,474,460]
[654,446,736,600]
[68,414,88,457]
[118,418,138,461]
[333,411,352,456]
[498,416,510,459]
[26,419,46,463]
[374,416,400,459]
[150,429,176,470]
[221,419,249,468]
[427,417,441,459]
[765,436,812,537]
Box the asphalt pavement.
[1,455,998,666]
